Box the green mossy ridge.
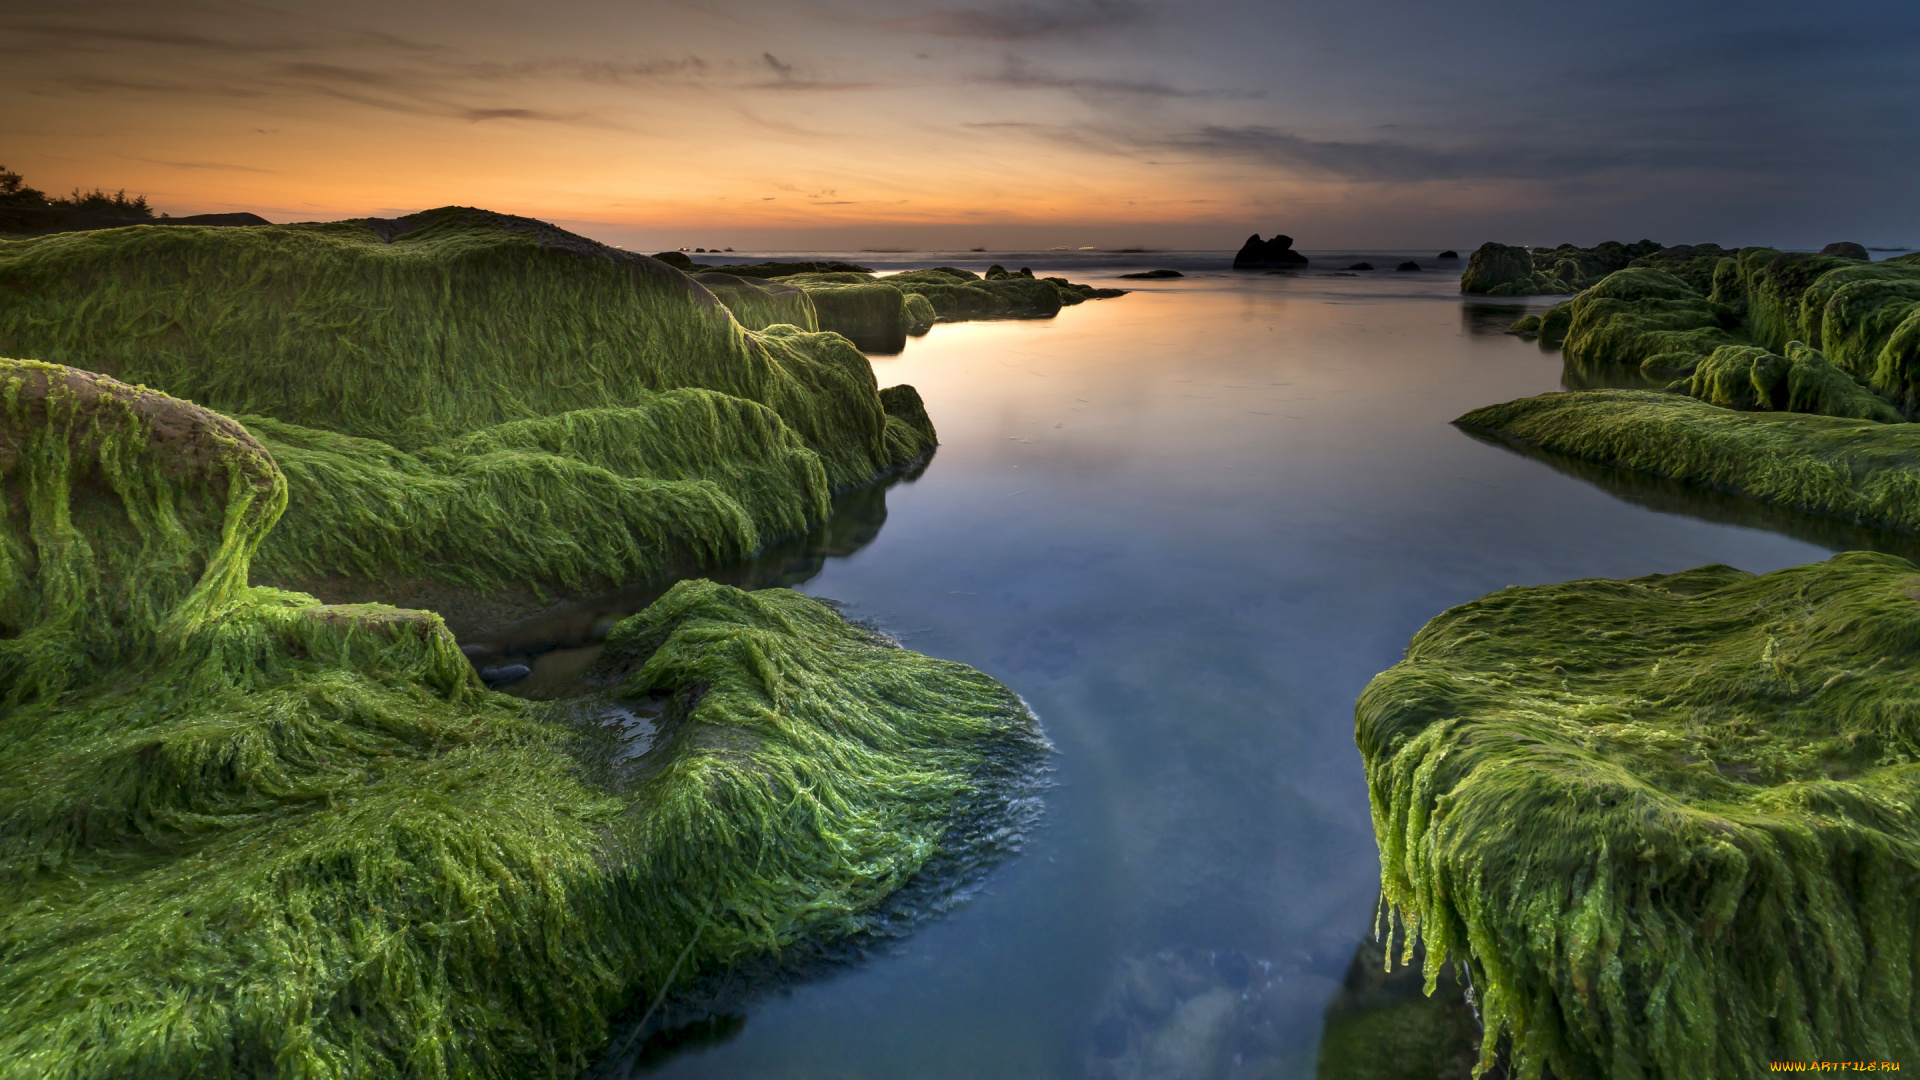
[1685,342,1902,422]
[0,206,915,489]
[1544,248,1920,417]
[244,390,834,597]
[1,363,1043,1078]
[775,266,1122,339]
[1358,552,1920,1078]
[1462,240,1663,296]
[1456,389,1920,535]
[689,271,819,333]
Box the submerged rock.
[1345,262,1374,272]
[1395,261,1420,272]
[1360,551,1920,1077]
[1119,269,1185,279]
[1233,233,1309,269]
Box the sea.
[473,249,1917,1078]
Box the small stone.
[479,663,532,687]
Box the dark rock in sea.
[479,663,532,687]
[694,247,707,253]
[1396,261,1421,272]
[1233,233,1309,269]
[1462,238,1664,296]
[1437,250,1460,259]
[1118,269,1184,279]
[1331,272,1358,277]
[1819,241,1870,260]
[1344,262,1374,271]
[459,643,496,661]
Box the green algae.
[1684,342,1902,422]
[770,267,1111,345]
[1462,240,1662,296]
[0,207,916,489]
[244,391,834,602]
[1547,248,1920,417]
[1358,551,1920,1078]
[689,271,818,333]
[0,362,1044,1078]
[1457,389,1920,535]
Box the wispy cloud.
[891,0,1149,41]
[986,58,1260,99]
[122,155,274,172]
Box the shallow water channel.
[496,262,1903,1077]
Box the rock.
[1819,241,1870,260]
[479,663,532,687]
[459,643,496,661]
[1118,269,1184,279]
[1233,233,1309,269]
[1344,262,1374,271]
[1396,261,1421,272]
[1437,250,1460,259]
[1459,241,1535,294]
[650,251,695,270]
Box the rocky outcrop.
[1820,241,1871,260]
[1232,233,1309,269]
[1461,239,1665,295]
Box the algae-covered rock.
[1457,389,1920,534]
[1459,242,1533,295]
[1684,341,1902,422]
[1821,241,1871,260]
[0,211,950,602]
[0,207,910,488]
[0,366,1045,1078]
[1359,551,1920,1078]
[1462,239,1663,296]
[690,270,818,332]
[1560,248,1920,416]
[1559,267,1743,370]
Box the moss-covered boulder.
[1557,267,1744,374]
[1535,250,1920,418]
[0,207,910,487]
[689,271,818,332]
[0,364,1045,1078]
[1683,342,1902,422]
[1457,389,1920,534]
[0,211,939,604]
[1462,240,1663,296]
[1359,552,1920,1078]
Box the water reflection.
[1463,430,1920,562]
[619,271,1839,1078]
[1315,936,1481,1080]
[1558,352,1668,392]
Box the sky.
[4,0,1917,251]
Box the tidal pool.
[558,262,1871,1077]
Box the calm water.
[550,261,1883,1077]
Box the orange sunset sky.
[5,0,1915,251]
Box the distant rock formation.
[1436,250,1460,260]
[1233,233,1309,269]
[1396,261,1421,272]
[1118,269,1184,279]
[1345,262,1374,271]
[1819,241,1870,260]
